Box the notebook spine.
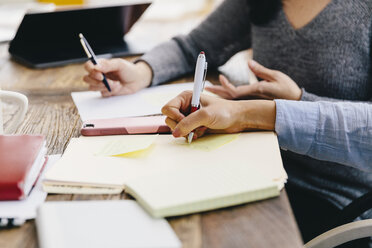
[0,183,23,201]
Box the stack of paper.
[0,135,47,201]
[43,132,287,217]
[0,155,60,226]
[71,82,212,121]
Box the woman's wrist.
[237,100,276,131]
[135,61,153,87]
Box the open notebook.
[125,162,279,218]
[43,132,287,217]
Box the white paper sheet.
[36,200,181,248]
[71,82,212,121]
[0,155,61,224]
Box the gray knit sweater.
[140,0,372,209]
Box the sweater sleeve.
[274,99,372,172]
[300,88,372,102]
[300,88,344,102]
[139,0,252,86]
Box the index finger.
[248,60,276,81]
[161,91,193,122]
[172,109,209,138]
[84,60,95,73]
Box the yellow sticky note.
[96,135,158,157]
[175,134,240,151]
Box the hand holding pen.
[161,51,208,143]
[161,91,255,139]
[81,37,153,97]
[79,33,111,92]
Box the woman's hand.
[161,91,276,139]
[205,60,302,100]
[83,58,152,97]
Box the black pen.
[79,33,111,92]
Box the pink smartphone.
[81,116,171,136]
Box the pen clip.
[79,34,92,59]
[80,40,91,58]
[202,62,208,90]
[79,33,95,59]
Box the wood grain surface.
[0,42,303,248]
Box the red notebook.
[0,135,47,200]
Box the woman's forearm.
[163,94,372,171]
[238,99,372,170]
[237,100,276,131]
[139,0,252,86]
[274,100,372,171]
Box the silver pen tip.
[188,133,194,144]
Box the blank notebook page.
[71,82,212,121]
[126,161,279,218]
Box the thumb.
[248,60,276,81]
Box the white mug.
[0,90,28,134]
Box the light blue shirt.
[274,100,372,172]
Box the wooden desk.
[0,43,303,248]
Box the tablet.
[9,1,151,68]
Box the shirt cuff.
[274,100,320,155]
